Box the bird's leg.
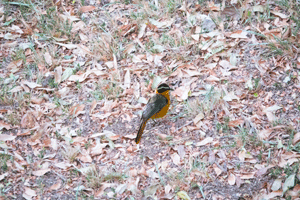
[151,118,158,125]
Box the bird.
[135,83,173,144]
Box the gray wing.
[141,94,168,120]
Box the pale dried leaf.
[258,129,272,140]
[55,42,78,49]
[0,172,8,181]
[124,69,131,89]
[252,5,264,12]
[177,145,185,159]
[24,187,37,197]
[145,184,159,197]
[265,111,276,122]
[293,132,300,145]
[49,180,62,190]
[116,184,127,194]
[228,119,243,127]
[54,162,72,169]
[213,164,222,176]
[238,150,245,162]
[62,67,74,81]
[191,34,199,41]
[223,91,239,101]
[240,172,255,179]
[176,191,191,200]
[138,23,147,39]
[23,81,41,89]
[79,6,96,12]
[205,75,220,82]
[90,100,97,115]
[124,134,136,139]
[78,154,92,162]
[270,11,288,19]
[196,137,213,146]
[44,52,52,66]
[271,179,282,191]
[9,86,23,93]
[264,105,282,112]
[183,69,201,77]
[32,169,51,176]
[193,112,204,124]
[229,30,248,39]
[149,18,174,28]
[165,184,172,194]
[171,153,181,166]
[0,121,11,131]
[283,174,295,194]
[228,173,236,185]
[0,134,15,141]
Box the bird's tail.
[135,119,148,144]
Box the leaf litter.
[0,0,300,199]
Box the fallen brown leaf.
[32,169,51,176]
[228,173,236,185]
[49,180,62,190]
[0,134,16,141]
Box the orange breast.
[150,90,170,119]
[151,103,170,119]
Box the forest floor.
[0,0,300,199]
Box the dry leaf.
[79,6,96,12]
[172,85,190,101]
[223,91,239,101]
[171,153,181,166]
[205,75,220,82]
[0,134,16,141]
[213,164,222,176]
[228,173,236,185]
[124,69,131,89]
[165,184,172,194]
[270,11,288,19]
[177,191,191,200]
[55,42,78,49]
[264,105,282,112]
[32,169,51,176]
[154,132,168,140]
[196,137,213,146]
[228,119,243,127]
[240,172,255,179]
[44,52,52,66]
[177,145,185,159]
[78,154,92,162]
[193,113,204,125]
[23,81,41,89]
[265,111,276,122]
[9,86,23,93]
[124,134,136,139]
[292,132,300,145]
[90,100,97,114]
[69,104,85,117]
[238,150,245,162]
[229,30,248,39]
[191,34,199,41]
[49,180,62,190]
[54,66,62,84]
[24,187,37,197]
[0,172,8,181]
[54,162,72,170]
[0,121,11,130]
[258,129,272,140]
[271,179,282,191]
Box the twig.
[175,121,193,132]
